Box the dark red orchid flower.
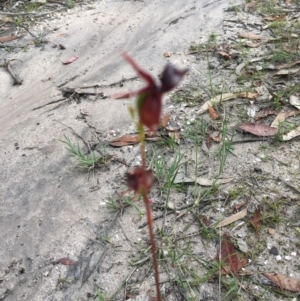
[116,52,188,131]
[127,167,154,194]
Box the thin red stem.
[139,125,161,301]
[143,193,161,301]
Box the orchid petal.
[160,64,188,92]
[122,52,155,86]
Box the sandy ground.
[0,1,237,300]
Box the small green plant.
[106,196,143,218]
[183,117,208,144]
[66,0,75,8]
[222,276,240,300]
[25,2,41,12]
[96,289,106,301]
[34,37,42,47]
[262,197,285,226]
[216,118,235,174]
[208,32,217,42]
[14,17,23,26]
[158,135,178,152]
[261,154,270,162]
[61,135,111,170]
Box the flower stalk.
[118,53,187,299]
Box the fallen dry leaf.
[192,176,234,187]
[263,273,300,292]
[263,14,287,22]
[283,43,298,54]
[208,105,219,120]
[216,208,247,228]
[222,258,248,275]
[219,233,239,278]
[249,205,262,239]
[62,54,78,64]
[239,32,261,40]
[277,60,300,70]
[238,92,259,100]
[290,95,300,110]
[168,131,180,144]
[255,107,277,120]
[271,110,287,128]
[271,109,300,128]
[197,93,237,115]
[199,215,212,226]
[275,68,300,76]
[159,114,171,128]
[54,257,75,265]
[244,1,257,12]
[205,135,212,149]
[174,173,234,186]
[211,134,222,143]
[219,51,231,60]
[282,125,300,141]
[239,123,278,136]
[0,35,18,43]
[109,134,140,147]
[244,41,261,48]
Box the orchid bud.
[160,64,188,92]
[127,167,154,194]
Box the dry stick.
[18,24,37,38]
[54,120,90,150]
[32,98,66,110]
[78,75,139,89]
[81,247,108,286]
[139,125,162,301]
[109,267,138,300]
[139,197,225,229]
[4,59,23,85]
[0,11,50,16]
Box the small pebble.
[268,228,275,236]
[285,256,291,261]
[269,246,279,255]
[291,252,296,256]
[276,255,282,261]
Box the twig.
[138,197,224,229]
[118,220,138,250]
[231,138,270,144]
[81,247,108,286]
[4,59,23,85]
[18,24,37,37]
[78,76,139,89]
[0,11,49,16]
[109,267,137,300]
[32,98,65,110]
[273,176,300,195]
[0,44,25,49]
[54,120,90,150]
